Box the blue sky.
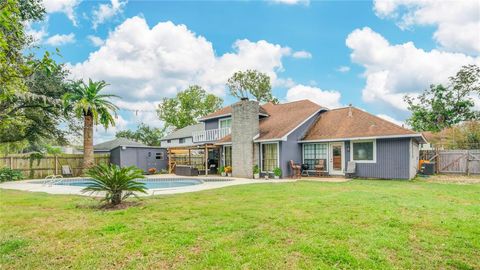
[33,0,479,142]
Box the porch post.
[205,145,208,176]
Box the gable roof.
[200,101,269,121]
[217,99,324,143]
[162,123,204,140]
[301,106,422,141]
[94,138,146,151]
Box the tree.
[116,123,166,146]
[0,64,79,146]
[405,65,480,132]
[226,70,273,102]
[157,85,223,129]
[63,80,118,169]
[83,164,146,206]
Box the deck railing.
[192,127,231,143]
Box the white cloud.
[270,0,310,5]
[376,114,405,127]
[292,50,312,59]
[92,0,128,29]
[373,0,480,55]
[346,27,480,111]
[43,0,80,26]
[336,66,350,73]
[45,33,75,46]
[70,16,291,103]
[87,35,105,47]
[25,22,48,43]
[286,84,342,109]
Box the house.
[161,99,426,179]
[160,123,204,148]
[94,138,168,173]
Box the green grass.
[0,180,479,269]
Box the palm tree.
[63,79,118,169]
[83,164,147,205]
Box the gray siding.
[110,147,168,173]
[350,138,411,179]
[280,113,319,178]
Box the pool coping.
[0,174,296,196]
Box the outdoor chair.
[346,161,356,178]
[289,160,301,178]
[314,159,326,177]
[61,165,73,177]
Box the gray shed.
[110,145,168,173]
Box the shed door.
[146,152,157,171]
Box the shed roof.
[94,138,146,151]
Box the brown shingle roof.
[200,101,268,120]
[216,99,323,143]
[302,106,417,141]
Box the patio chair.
[61,165,73,177]
[314,159,326,177]
[289,160,301,178]
[346,161,356,178]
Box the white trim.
[222,145,232,167]
[299,133,426,143]
[329,142,345,175]
[252,133,260,140]
[260,142,280,173]
[254,138,282,143]
[350,139,377,163]
[215,142,232,146]
[280,109,325,141]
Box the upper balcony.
[192,127,231,143]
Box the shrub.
[0,168,23,182]
[224,166,232,174]
[253,165,260,174]
[218,166,225,174]
[83,164,147,205]
[148,168,157,174]
[273,167,282,177]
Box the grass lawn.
[1,180,479,269]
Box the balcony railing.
[192,127,231,143]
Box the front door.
[329,142,344,175]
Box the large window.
[219,118,232,129]
[351,140,376,163]
[224,146,232,166]
[261,143,278,172]
[303,143,328,170]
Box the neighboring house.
[162,99,426,179]
[160,123,204,148]
[94,138,168,173]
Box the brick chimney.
[231,99,260,178]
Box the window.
[167,140,171,143]
[179,138,185,144]
[219,118,232,129]
[351,140,376,162]
[224,146,232,166]
[261,143,278,172]
[155,152,164,160]
[303,143,328,170]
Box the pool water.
[44,178,203,189]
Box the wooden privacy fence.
[437,150,480,175]
[0,154,110,179]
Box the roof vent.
[348,104,353,117]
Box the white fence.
[438,150,480,174]
[192,127,231,143]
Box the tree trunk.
[111,192,122,205]
[83,114,94,170]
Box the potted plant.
[225,166,232,177]
[273,167,282,179]
[253,165,260,179]
[218,166,226,177]
[148,168,157,175]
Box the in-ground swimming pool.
[35,178,206,189]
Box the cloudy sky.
[30,0,480,143]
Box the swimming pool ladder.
[43,175,64,186]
